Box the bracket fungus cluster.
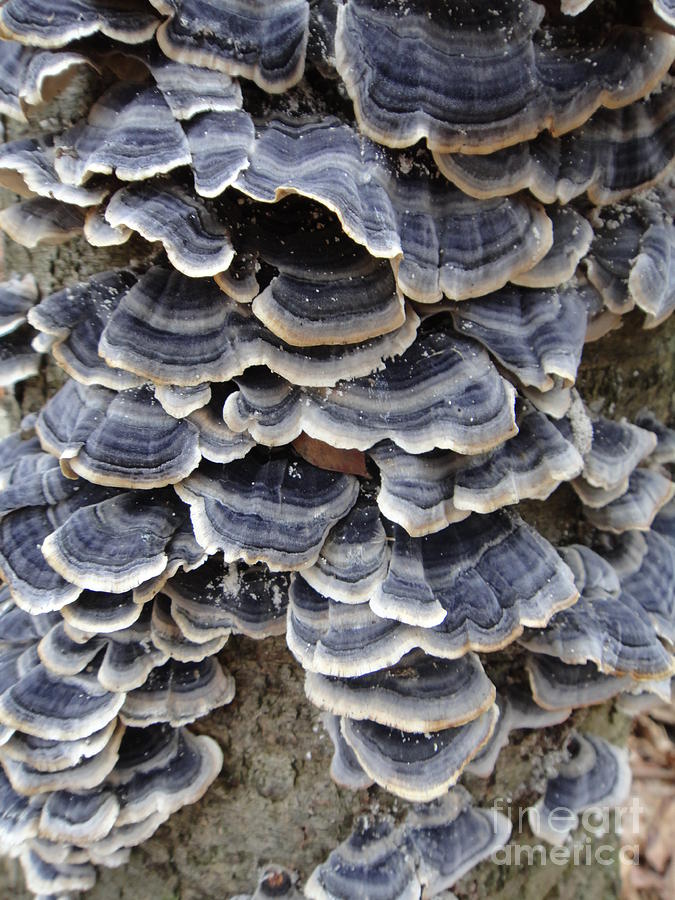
[0,0,673,897]
[528,732,632,846]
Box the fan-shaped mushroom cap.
[39,615,167,693]
[0,434,44,491]
[575,475,637,513]
[237,119,553,301]
[186,404,255,465]
[0,481,118,613]
[0,663,124,741]
[434,86,675,205]
[61,591,141,635]
[600,530,675,644]
[511,208,593,290]
[0,0,159,46]
[335,0,675,154]
[576,416,657,492]
[1,722,124,794]
[36,381,204,488]
[529,733,631,845]
[340,706,497,802]
[0,39,89,122]
[131,514,207,606]
[153,382,212,418]
[112,725,223,820]
[576,278,621,342]
[558,543,620,595]
[0,198,84,248]
[635,410,675,466]
[521,381,573,419]
[40,489,189,595]
[306,788,511,900]
[224,332,517,454]
[151,0,310,93]
[527,655,647,710]
[371,408,583,536]
[583,468,674,533]
[629,221,675,329]
[653,496,675,547]
[78,815,158,862]
[120,657,234,728]
[0,726,20,756]
[306,815,419,899]
[36,623,106,676]
[2,720,118,773]
[63,822,133,860]
[466,690,571,778]
[176,457,358,570]
[135,50,243,120]
[54,84,191,186]
[403,788,512,895]
[584,206,645,314]
[39,787,119,846]
[373,512,577,639]
[35,727,217,865]
[149,594,227,661]
[97,265,419,389]
[653,0,675,27]
[250,236,405,348]
[25,841,90,868]
[28,269,142,390]
[164,556,289,641]
[521,545,674,680]
[561,0,594,13]
[33,841,103,866]
[450,284,587,392]
[597,528,649,580]
[214,255,260,305]
[104,182,234,278]
[289,546,574,678]
[20,847,96,894]
[616,681,673,716]
[0,275,37,337]
[323,714,373,792]
[0,644,39,708]
[0,450,52,513]
[301,495,388,604]
[0,768,40,851]
[183,110,255,198]
[287,575,415,677]
[305,650,495,732]
[585,199,675,326]
[0,594,56,649]
[83,205,133,248]
[0,136,108,207]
